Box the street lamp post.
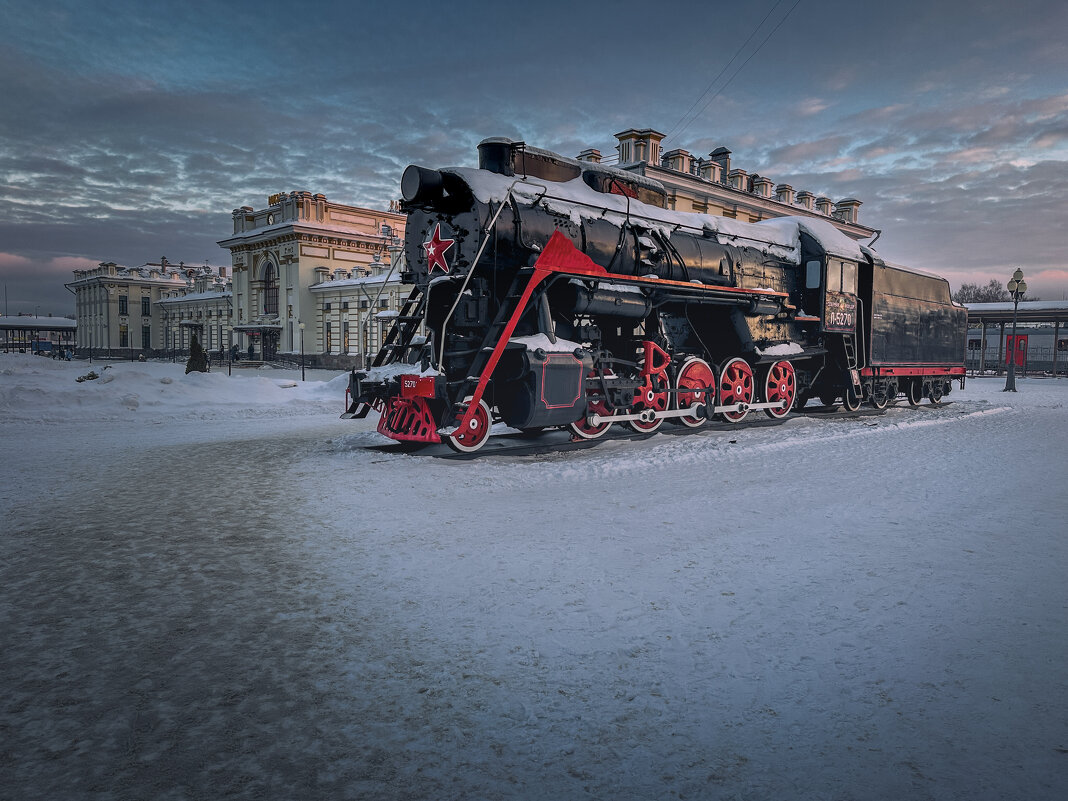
[298,321,306,381]
[1003,268,1027,392]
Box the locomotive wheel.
[842,384,862,412]
[628,381,669,433]
[763,360,796,419]
[906,379,923,407]
[568,397,615,440]
[718,358,754,423]
[674,357,715,428]
[445,399,492,453]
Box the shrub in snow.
[185,334,208,374]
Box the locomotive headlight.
[401,164,444,204]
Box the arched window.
[263,263,279,315]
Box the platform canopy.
[965,301,1068,325]
[0,315,77,332]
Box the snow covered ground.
[2,352,1066,801]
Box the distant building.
[65,258,223,357]
[217,191,407,368]
[157,266,233,356]
[578,128,874,241]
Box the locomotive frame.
[344,138,967,453]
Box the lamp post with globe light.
[1004,268,1026,392]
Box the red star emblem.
[422,223,455,274]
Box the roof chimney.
[752,175,775,199]
[663,148,692,174]
[834,198,862,224]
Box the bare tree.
[953,279,1010,304]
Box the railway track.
[366,401,953,460]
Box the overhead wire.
[665,0,804,147]
[664,0,789,143]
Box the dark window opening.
[263,263,279,315]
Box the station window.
[360,300,369,309]
[119,324,129,347]
[1058,339,1067,352]
[142,326,151,349]
[141,297,151,316]
[968,339,981,350]
[324,302,332,311]
[118,295,128,315]
[379,298,389,309]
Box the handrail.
[434,179,547,371]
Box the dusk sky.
[2,0,1066,315]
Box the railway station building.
[65,259,223,358]
[578,128,876,242]
[216,192,407,369]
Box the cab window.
[841,261,857,294]
[805,260,821,289]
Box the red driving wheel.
[763,360,796,419]
[675,357,715,428]
[718,357,754,422]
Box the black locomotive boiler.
[344,137,967,453]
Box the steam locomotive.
[344,137,967,453]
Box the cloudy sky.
[2,0,1066,314]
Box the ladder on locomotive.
[842,334,858,370]
[446,268,533,409]
[369,286,426,368]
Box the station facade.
[216,191,407,368]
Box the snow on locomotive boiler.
[344,137,967,453]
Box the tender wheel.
[885,381,899,407]
[568,397,615,440]
[718,357,754,423]
[763,360,796,419]
[906,379,923,407]
[674,357,715,428]
[928,382,944,404]
[445,399,492,453]
[842,383,862,412]
[818,391,838,408]
[870,384,890,410]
